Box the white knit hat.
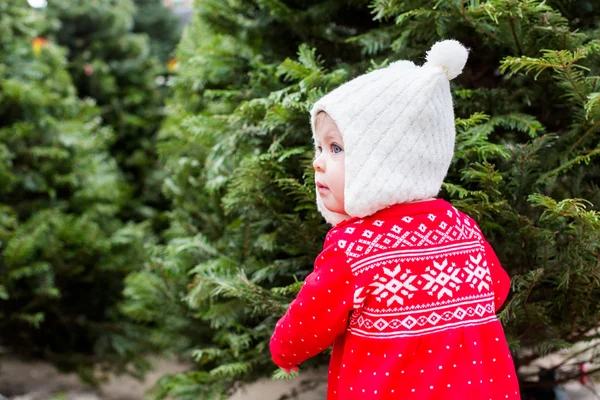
[310,40,469,226]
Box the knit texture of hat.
[310,40,469,226]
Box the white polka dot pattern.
[270,199,519,399]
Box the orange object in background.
[31,37,49,55]
[167,58,179,72]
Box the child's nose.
[312,155,325,172]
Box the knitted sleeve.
[466,215,512,312]
[269,231,354,369]
[483,240,511,312]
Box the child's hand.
[282,366,299,374]
[273,366,299,380]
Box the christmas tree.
[133,0,183,63]
[0,0,159,382]
[120,0,600,398]
[45,0,180,227]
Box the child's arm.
[483,240,511,312]
[467,216,512,312]
[269,233,354,370]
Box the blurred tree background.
[133,0,183,63]
[45,0,179,227]
[0,0,180,382]
[2,0,600,399]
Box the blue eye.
[332,144,343,153]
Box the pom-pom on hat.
[310,39,469,225]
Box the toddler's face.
[313,112,347,215]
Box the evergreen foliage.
[133,0,183,63]
[117,0,600,398]
[45,0,179,226]
[0,0,177,382]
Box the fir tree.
[0,0,154,382]
[44,0,180,227]
[133,0,183,63]
[121,0,600,398]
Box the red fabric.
[270,199,520,399]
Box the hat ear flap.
[316,191,351,226]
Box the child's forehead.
[314,112,342,137]
[315,129,343,142]
[314,120,343,143]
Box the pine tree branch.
[557,50,587,103]
[506,1,523,55]
[588,76,600,95]
[449,3,499,42]
[537,147,600,185]
[570,120,600,154]
[157,264,195,317]
[567,234,599,259]
[517,270,541,341]
[243,217,252,262]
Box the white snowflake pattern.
[462,253,492,292]
[368,265,418,306]
[421,259,463,299]
[354,287,367,309]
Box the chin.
[323,202,345,214]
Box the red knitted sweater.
[270,199,520,399]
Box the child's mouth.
[317,182,330,193]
